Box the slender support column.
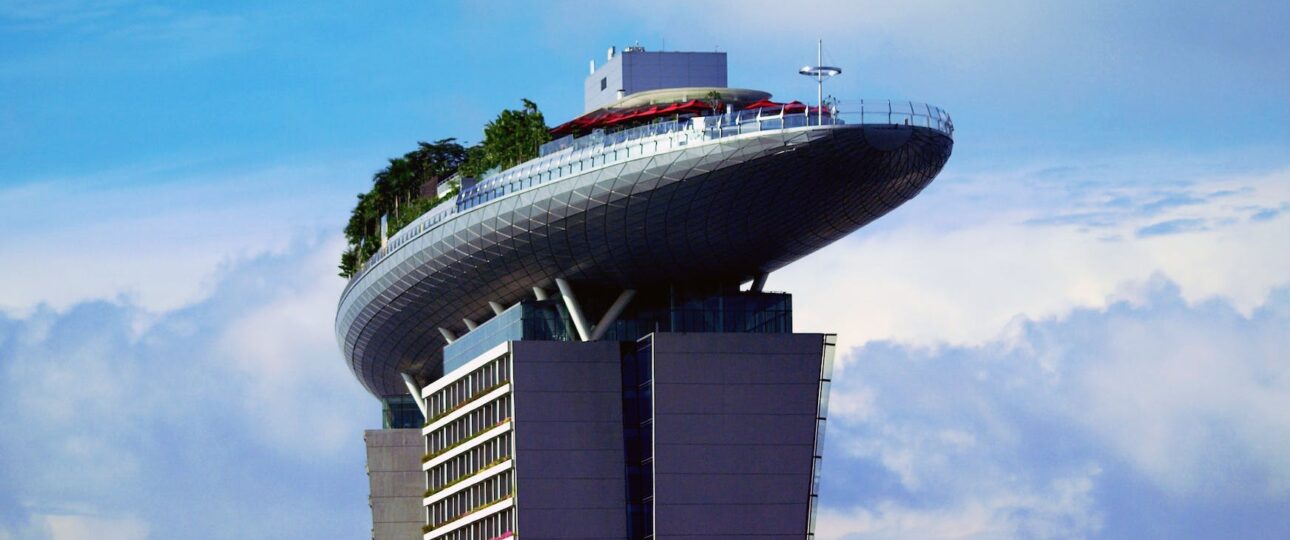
[751,272,769,292]
[589,289,636,341]
[489,301,506,316]
[462,318,478,331]
[555,278,592,342]
[400,373,427,418]
[438,327,457,344]
[533,286,549,301]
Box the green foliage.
[338,139,467,277]
[337,100,549,279]
[703,90,725,115]
[459,99,551,179]
[339,99,551,278]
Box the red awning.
[549,99,719,136]
[546,97,833,137]
[741,99,810,113]
[742,98,782,110]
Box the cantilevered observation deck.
[336,101,954,399]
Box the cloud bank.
[817,278,1290,539]
[0,162,1284,539]
[0,238,372,540]
[779,165,1290,352]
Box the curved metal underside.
[337,124,953,398]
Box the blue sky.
[1,1,1288,539]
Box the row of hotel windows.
[426,356,511,421]
[427,395,511,455]
[428,431,512,493]
[429,507,514,540]
[427,469,514,530]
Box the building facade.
[339,47,953,539]
[584,47,727,113]
[414,290,836,539]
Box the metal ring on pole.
[798,66,842,77]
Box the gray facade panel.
[654,537,799,540]
[652,332,824,355]
[654,413,816,445]
[515,420,624,451]
[650,333,825,539]
[653,504,809,536]
[653,381,820,415]
[364,429,424,540]
[511,449,625,478]
[657,353,819,384]
[584,55,624,112]
[513,363,621,391]
[518,508,629,539]
[654,443,814,475]
[511,340,627,539]
[656,473,810,504]
[584,50,727,112]
[517,477,628,508]
[508,390,624,422]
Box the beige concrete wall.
[365,428,424,540]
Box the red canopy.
[550,99,717,136]
[549,98,825,137]
[743,99,808,113]
[742,98,781,110]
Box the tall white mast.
[816,40,822,123]
[799,40,841,125]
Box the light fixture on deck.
[798,40,841,124]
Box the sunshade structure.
[550,99,718,136]
[551,97,826,137]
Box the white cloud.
[818,465,1102,540]
[815,278,1290,539]
[0,159,360,315]
[779,166,1290,356]
[214,238,357,457]
[44,514,148,540]
[0,239,371,539]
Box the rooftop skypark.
[339,100,550,277]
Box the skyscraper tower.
[338,46,953,539]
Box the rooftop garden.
[338,99,551,278]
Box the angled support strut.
[555,278,592,342]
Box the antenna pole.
[798,41,840,124]
[816,40,823,124]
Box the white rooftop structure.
[583,46,727,113]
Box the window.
[600,77,607,91]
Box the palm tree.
[338,108,537,277]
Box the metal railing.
[340,100,952,300]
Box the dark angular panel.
[649,332,826,539]
[653,503,809,536]
[655,473,809,504]
[517,477,626,508]
[653,442,814,475]
[516,508,628,540]
[509,340,628,539]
